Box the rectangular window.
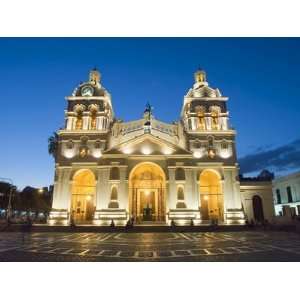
[287,186,293,203]
[276,189,281,204]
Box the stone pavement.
[0,230,300,261]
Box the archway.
[71,169,96,223]
[252,195,264,222]
[129,162,166,222]
[199,169,224,221]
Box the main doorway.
[138,189,157,221]
[199,169,224,222]
[252,195,264,222]
[71,169,96,223]
[129,162,166,223]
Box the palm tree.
[48,132,59,159]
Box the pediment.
[104,134,191,156]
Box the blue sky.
[0,38,300,189]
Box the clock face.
[81,86,94,97]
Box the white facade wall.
[240,182,275,222]
[272,172,300,216]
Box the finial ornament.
[143,102,153,133]
[143,102,153,121]
[194,68,206,83]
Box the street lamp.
[0,177,14,222]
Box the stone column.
[119,166,128,210]
[95,167,110,209]
[96,116,102,130]
[167,168,176,209]
[52,167,72,211]
[66,117,74,130]
[95,169,102,210]
[223,168,241,209]
[60,169,72,212]
[49,167,72,225]
[83,115,89,130]
[191,168,199,209]
[184,168,195,209]
[205,117,211,130]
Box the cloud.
[239,138,300,174]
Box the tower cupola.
[89,68,101,84]
[194,69,207,84]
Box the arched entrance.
[199,169,224,222]
[252,195,264,222]
[71,169,96,223]
[129,162,166,223]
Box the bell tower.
[181,69,234,160]
[64,68,114,133]
[180,69,245,224]
[49,68,116,225]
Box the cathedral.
[49,68,274,226]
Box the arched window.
[210,106,220,130]
[110,186,118,200]
[90,110,97,130]
[110,167,120,180]
[209,105,221,114]
[75,112,83,130]
[194,105,205,130]
[73,104,85,130]
[195,105,205,114]
[177,186,185,200]
[175,168,185,181]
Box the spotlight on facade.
[123,148,132,154]
[93,150,102,158]
[141,147,152,155]
[163,148,173,155]
[203,195,209,201]
[193,151,202,158]
[219,150,231,159]
[64,149,75,159]
[86,195,92,201]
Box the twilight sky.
[0,38,300,189]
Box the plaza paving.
[0,230,300,261]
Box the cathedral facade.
[49,68,273,226]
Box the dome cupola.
[194,69,207,84]
[89,68,101,84]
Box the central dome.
[72,68,107,97]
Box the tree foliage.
[48,131,59,159]
[0,182,53,216]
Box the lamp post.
[0,177,14,222]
